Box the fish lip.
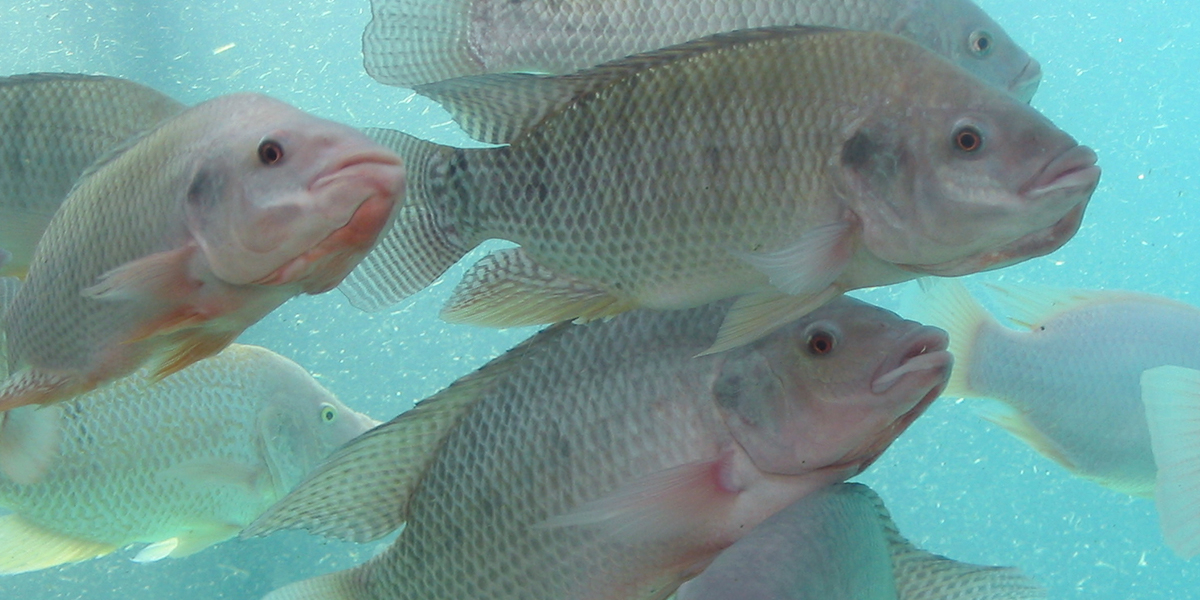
[1023,145,1101,198]
[310,149,405,194]
[1010,57,1043,103]
[870,326,952,395]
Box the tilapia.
[0,343,378,574]
[343,26,1099,354]
[245,296,951,600]
[0,73,185,278]
[918,281,1200,558]
[0,93,405,409]
[363,0,1042,100]
[675,483,1045,600]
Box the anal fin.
[152,329,240,380]
[441,247,637,327]
[0,514,117,574]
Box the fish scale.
[0,343,377,574]
[346,26,1096,354]
[248,297,952,600]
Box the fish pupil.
[954,127,983,152]
[258,140,285,166]
[807,331,835,355]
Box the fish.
[918,281,1200,558]
[0,73,185,278]
[342,26,1099,355]
[363,0,1042,100]
[244,296,952,600]
[675,482,1046,600]
[0,342,379,574]
[0,92,406,410]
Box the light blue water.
[1,0,1198,598]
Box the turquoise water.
[2,0,1198,598]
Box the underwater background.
[2,0,1199,598]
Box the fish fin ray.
[262,569,361,600]
[151,329,240,380]
[341,132,467,311]
[242,330,545,542]
[158,458,271,498]
[984,283,1189,331]
[702,289,840,356]
[413,26,838,145]
[81,245,198,302]
[0,514,117,574]
[362,0,481,86]
[0,404,63,484]
[1141,365,1200,558]
[973,402,1079,472]
[730,222,852,296]
[537,459,734,546]
[441,247,637,327]
[0,370,83,410]
[915,280,997,397]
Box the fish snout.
[1023,144,1100,200]
[870,325,952,396]
[1010,57,1043,103]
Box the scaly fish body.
[676,483,1046,600]
[918,282,1200,497]
[0,93,405,409]
[247,297,951,600]
[347,27,1097,353]
[0,73,184,278]
[0,344,377,574]
[364,0,1041,100]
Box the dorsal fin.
[242,322,571,542]
[414,25,837,145]
[984,283,1194,330]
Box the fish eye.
[954,126,983,153]
[806,329,837,356]
[969,30,993,58]
[257,139,285,166]
[320,403,339,424]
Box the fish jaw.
[903,145,1099,277]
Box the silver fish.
[0,93,405,409]
[676,483,1045,600]
[246,296,951,600]
[363,0,1041,100]
[0,73,184,278]
[344,27,1098,354]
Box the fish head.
[896,0,1042,101]
[184,94,405,294]
[839,63,1099,278]
[713,296,951,477]
[253,351,379,495]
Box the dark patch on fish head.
[186,168,227,209]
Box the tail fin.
[1141,365,1200,558]
[362,0,482,87]
[914,280,997,398]
[339,129,469,311]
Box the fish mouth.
[311,149,405,194]
[1023,145,1101,199]
[1010,57,1043,103]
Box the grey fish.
[0,342,378,574]
[0,93,405,410]
[342,26,1098,355]
[676,483,1045,600]
[363,0,1041,100]
[0,73,184,278]
[245,296,951,600]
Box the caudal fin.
[915,280,997,398]
[339,129,469,312]
[1141,365,1200,558]
[362,0,481,87]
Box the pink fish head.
[839,62,1099,278]
[184,94,405,293]
[714,296,951,478]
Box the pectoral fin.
[702,288,841,356]
[1141,365,1200,558]
[0,404,63,484]
[82,245,198,302]
[159,458,271,499]
[441,247,637,327]
[731,222,852,297]
[0,514,116,574]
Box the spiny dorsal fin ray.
[242,322,571,542]
[414,25,838,145]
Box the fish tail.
[914,280,996,398]
[263,568,363,600]
[362,0,482,86]
[1141,365,1200,558]
[338,129,470,312]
